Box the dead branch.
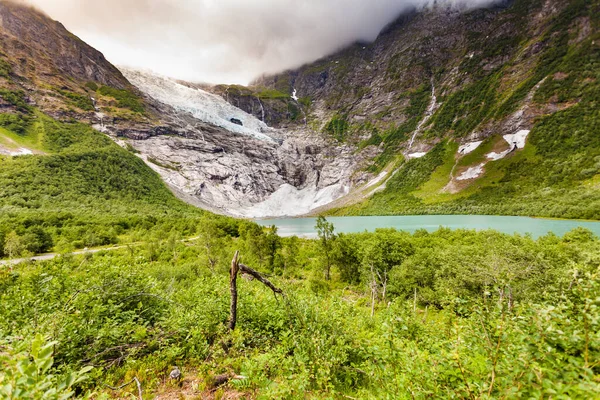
[227,251,284,331]
[239,263,284,297]
[104,377,143,400]
[208,373,247,389]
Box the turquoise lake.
[256,215,600,238]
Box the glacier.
[121,68,278,143]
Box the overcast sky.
[24,0,499,84]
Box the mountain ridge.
[216,0,600,219]
[1,0,599,220]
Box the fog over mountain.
[22,0,500,84]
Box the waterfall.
[408,78,437,150]
[290,87,307,126]
[256,96,266,122]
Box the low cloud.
[23,0,501,84]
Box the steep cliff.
[0,1,359,217]
[1,0,598,219]
[248,0,600,219]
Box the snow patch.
[457,163,485,181]
[458,141,482,155]
[364,170,389,189]
[486,150,511,161]
[504,129,529,149]
[14,148,32,156]
[486,130,530,161]
[0,147,33,156]
[121,68,277,143]
[242,183,350,218]
[291,88,299,101]
[408,152,428,159]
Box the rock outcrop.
[114,69,359,217]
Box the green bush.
[97,86,144,113]
[0,335,93,399]
[0,89,31,112]
[57,89,95,111]
[0,58,12,78]
[0,112,32,134]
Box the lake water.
[256,215,600,239]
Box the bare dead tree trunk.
[376,270,388,301]
[228,251,240,331]
[413,287,417,313]
[228,252,283,331]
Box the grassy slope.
[2,224,599,398]
[0,111,227,255]
[332,0,600,220]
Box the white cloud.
[24,0,501,84]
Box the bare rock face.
[94,70,359,217]
[0,1,129,89]
[117,123,357,218]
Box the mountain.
[1,0,598,221]
[0,1,357,218]
[217,0,600,219]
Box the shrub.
[98,86,144,113]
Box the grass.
[0,116,45,152]
[97,86,145,113]
[412,141,458,203]
[0,110,213,255]
[257,88,290,100]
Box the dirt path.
[0,237,201,267]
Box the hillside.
[3,1,598,220]
[0,1,233,257]
[0,1,599,398]
[228,0,600,219]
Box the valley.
[0,0,599,398]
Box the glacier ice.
[121,68,277,142]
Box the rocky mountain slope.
[0,1,360,218]
[216,0,600,219]
[1,0,598,219]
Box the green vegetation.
[334,0,600,220]
[0,88,31,112]
[429,72,500,137]
[0,112,32,135]
[298,96,312,108]
[0,111,212,258]
[56,89,95,111]
[363,84,432,172]
[1,0,600,397]
[0,58,11,79]
[257,88,289,100]
[84,81,99,91]
[1,335,92,399]
[97,86,145,113]
[147,156,178,171]
[2,222,599,398]
[323,114,349,142]
[0,86,599,400]
[0,89,34,135]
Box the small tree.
[315,216,336,280]
[4,231,24,259]
[198,219,228,272]
[361,230,415,313]
[332,234,361,284]
[264,225,281,272]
